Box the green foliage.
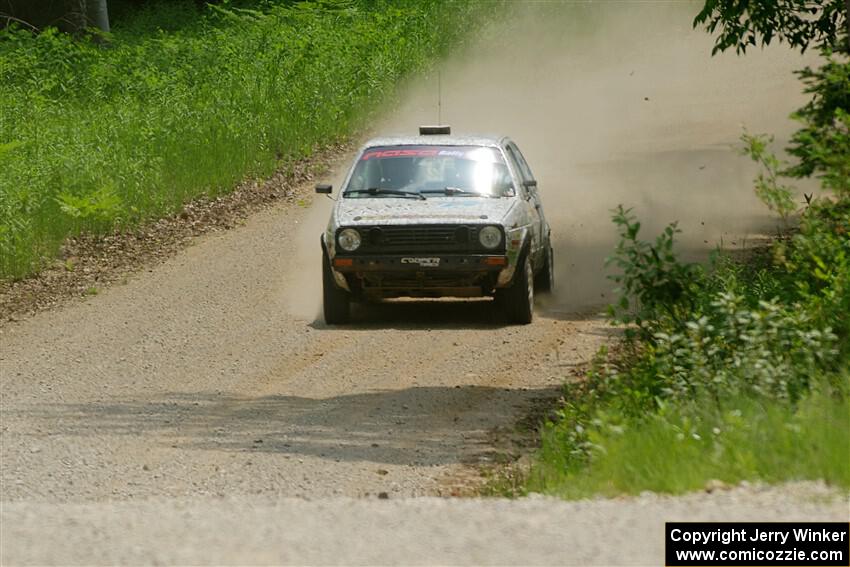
[693,0,848,54]
[56,182,123,224]
[0,0,491,279]
[606,205,702,338]
[788,56,850,196]
[739,132,798,220]
[530,193,848,496]
[775,200,850,357]
[654,293,838,402]
[530,385,850,497]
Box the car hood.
[335,197,517,226]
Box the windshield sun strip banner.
[360,146,504,164]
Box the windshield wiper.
[420,186,499,198]
[345,188,426,200]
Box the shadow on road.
[15,385,562,467]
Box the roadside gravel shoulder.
[0,144,350,326]
[2,482,846,566]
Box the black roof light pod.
[419,125,451,135]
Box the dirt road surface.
[1,3,845,565]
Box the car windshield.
[344,145,514,198]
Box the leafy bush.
[606,205,702,338]
[652,293,838,403]
[740,132,798,220]
[529,203,848,496]
[606,197,845,403]
[774,200,850,358]
[531,187,848,497]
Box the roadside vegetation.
[0,0,487,280]
[526,1,850,497]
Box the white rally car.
[316,126,553,324]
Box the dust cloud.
[284,158,345,320]
[292,1,818,316]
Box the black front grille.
[380,226,461,248]
[339,224,503,254]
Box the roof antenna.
[437,68,442,125]
[418,69,451,136]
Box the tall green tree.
[694,0,848,54]
[695,0,850,199]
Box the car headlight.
[478,226,502,249]
[337,228,361,252]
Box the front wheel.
[497,253,534,325]
[322,252,350,324]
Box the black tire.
[534,245,554,293]
[322,252,350,324]
[497,252,534,324]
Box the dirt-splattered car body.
[316,129,553,324]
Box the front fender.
[497,226,530,287]
[320,234,351,292]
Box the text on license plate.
[401,257,440,267]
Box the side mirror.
[522,179,538,190]
[315,184,332,195]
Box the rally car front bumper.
[330,253,513,299]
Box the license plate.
[401,257,441,267]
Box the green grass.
[528,385,850,498]
[0,0,490,279]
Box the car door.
[504,142,544,264]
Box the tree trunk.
[67,0,109,34]
[0,0,108,33]
[86,0,109,33]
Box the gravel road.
[0,179,614,503]
[2,3,846,565]
[0,179,618,564]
